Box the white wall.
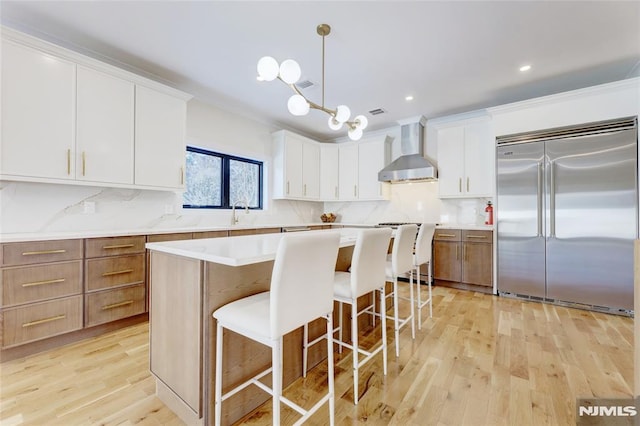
[0,99,323,236]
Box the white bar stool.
[302,227,392,405]
[413,223,436,328]
[385,224,418,357]
[213,232,341,426]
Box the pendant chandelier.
[256,23,368,141]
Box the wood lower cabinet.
[433,229,493,290]
[0,239,84,349]
[84,236,146,327]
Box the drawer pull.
[102,300,134,310]
[437,233,456,238]
[22,314,66,328]
[467,235,487,239]
[22,278,66,288]
[102,269,134,277]
[22,249,67,256]
[102,244,135,250]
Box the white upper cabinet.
[0,28,191,191]
[1,40,76,180]
[76,66,134,185]
[134,86,187,189]
[357,137,391,200]
[338,136,391,201]
[436,117,494,198]
[338,144,359,201]
[272,130,320,200]
[319,144,339,201]
[302,142,320,199]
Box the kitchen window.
[183,146,263,209]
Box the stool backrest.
[391,224,418,275]
[415,223,436,266]
[270,231,341,337]
[350,228,392,297]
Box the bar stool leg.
[409,271,416,340]
[393,278,400,357]
[338,302,344,354]
[303,323,309,377]
[379,287,388,376]
[351,301,359,404]
[272,339,282,425]
[415,268,422,330]
[326,313,335,426]
[428,262,433,318]
[214,323,224,426]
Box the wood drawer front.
[85,236,145,258]
[191,230,228,239]
[85,254,145,292]
[434,229,462,241]
[1,239,83,267]
[1,295,83,348]
[85,284,145,327]
[147,233,193,243]
[1,261,83,307]
[462,230,493,243]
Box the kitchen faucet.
[231,199,249,225]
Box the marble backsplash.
[0,181,323,235]
[0,180,491,236]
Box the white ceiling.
[2,1,639,141]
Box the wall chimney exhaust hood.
[378,117,437,183]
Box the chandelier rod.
[321,26,325,109]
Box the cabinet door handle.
[286,181,290,195]
[304,184,307,196]
[102,300,134,310]
[180,167,184,185]
[22,314,66,328]
[334,186,338,198]
[455,245,459,260]
[354,185,357,197]
[67,149,71,175]
[102,269,134,277]
[437,233,456,238]
[464,245,468,261]
[102,244,134,250]
[467,177,470,192]
[459,178,462,193]
[467,235,487,239]
[22,278,66,288]
[22,249,66,256]
[82,151,86,176]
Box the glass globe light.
[257,56,279,82]
[335,105,351,123]
[287,94,310,116]
[354,115,369,130]
[348,127,363,141]
[328,115,343,131]
[279,59,301,84]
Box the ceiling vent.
[368,108,386,116]
[297,80,314,89]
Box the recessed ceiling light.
[519,65,532,72]
[405,95,414,101]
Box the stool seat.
[332,271,352,299]
[213,292,271,343]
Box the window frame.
[183,146,264,210]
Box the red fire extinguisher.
[485,201,493,225]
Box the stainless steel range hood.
[378,118,437,182]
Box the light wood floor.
[0,286,633,425]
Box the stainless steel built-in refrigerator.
[496,117,638,313]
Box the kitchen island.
[145,228,363,425]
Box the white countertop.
[146,227,364,267]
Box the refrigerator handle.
[549,160,556,238]
[537,161,543,237]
